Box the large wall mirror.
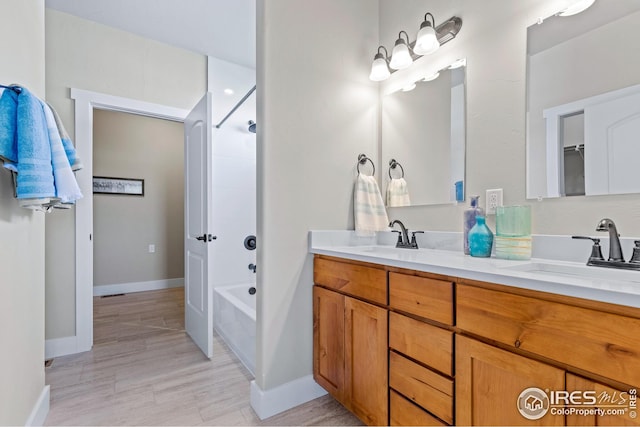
[382,62,466,207]
[526,0,640,199]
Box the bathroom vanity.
[310,232,640,426]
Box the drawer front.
[389,272,454,325]
[390,390,448,426]
[314,257,387,305]
[457,284,640,387]
[389,351,453,424]
[389,312,454,376]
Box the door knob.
[196,234,217,242]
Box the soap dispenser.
[463,195,484,255]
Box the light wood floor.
[45,288,361,426]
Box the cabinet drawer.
[390,390,448,426]
[390,351,453,424]
[389,272,454,325]
[389,312,454,376]
[457,284,640,387]
[314,257,387,305]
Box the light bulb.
[369,54,390,81]
[389,37,413,70]
[414,23,440,55]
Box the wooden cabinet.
[390,390,448,426]
[314,254,640,426]
[566,374,640,426]
[344,297,388,425]
[456,334,565,426]
[457,284,640,387]
[312,286,345,402]
[313,256,388,426]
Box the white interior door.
[184,93,215,358]
[585,92,640,195]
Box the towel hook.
[357,154,375,176]
[388,159,405,179]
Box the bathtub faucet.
[248,263,257,273]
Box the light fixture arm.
[377,45,390,61]
[398,30,411,45]
[423,13,435,27]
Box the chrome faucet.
[389,220,423,249]
[596,218,624,262]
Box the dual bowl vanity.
[309,231,640,426]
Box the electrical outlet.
[148,244,156,253]
[485,188,503,215]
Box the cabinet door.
[313,286,345,402]
[566,374,640,426]
[344,296,388,426]
[456,335,565,426]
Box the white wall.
[93,110,184,288]
[44,9,206,340]
[208,58,257,290]
[379,0,640,237]
[0,1,47,424]
[256,0,379,393]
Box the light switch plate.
[486,189,503,215]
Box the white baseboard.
[93,278,183,296]
[45,335,79,359]
[25,385,49,426]
[250,375,327,420]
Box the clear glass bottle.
[463,195,484,254]
[469,216,494,257]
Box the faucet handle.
[572,236,605,262]
[410,231,424,245]
[391,230,403,245]
[630,241,640,264]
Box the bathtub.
[213,284,256,376]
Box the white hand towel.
[386,177,411,207]
[354,174,389,236]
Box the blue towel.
[0,87,18,165]
[13,88,55,199]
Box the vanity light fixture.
[558,0,596,16]
[369,46,391,81]
[369,14,462,81]
[389,31,413,70]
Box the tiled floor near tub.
[45,288,361,426]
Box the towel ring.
[388,159,405,179]
[357,154,375,176]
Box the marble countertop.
[309,231,640,309]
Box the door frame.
[71,88,189,352]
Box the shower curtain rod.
[215,85,256,129]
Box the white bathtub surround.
[250,375,327,420]
[214,284,256,375]
[309,230,640,308]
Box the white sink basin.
[500,261,640,283]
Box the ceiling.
[45,0,256,69]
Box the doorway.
[72,89,189,352]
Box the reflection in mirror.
[526,0,640,199]
[382,63,466,207]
